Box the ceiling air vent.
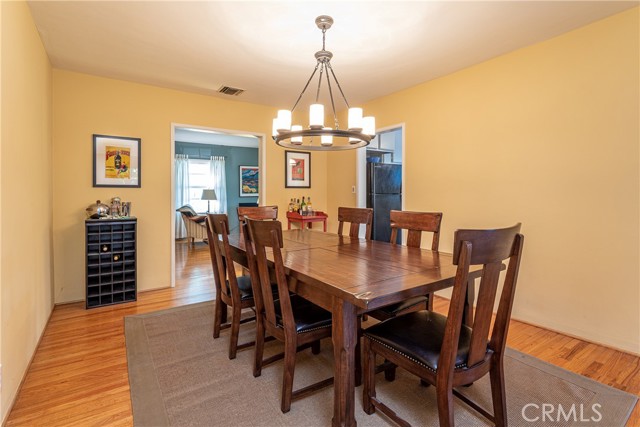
[217,86,245,96]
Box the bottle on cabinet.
[300,197,307,216]
[307,197,313,215]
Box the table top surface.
[228,229,473,311]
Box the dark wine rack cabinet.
[85,218,137,308]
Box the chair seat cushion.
[363,311,476,372]
[226,275,254,301]
[275,295,332,333]
[376,295,429,315]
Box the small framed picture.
[285,150,311,188]
[93,134,141,187]
[239,166,259,197]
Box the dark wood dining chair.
[236,205,278,275]
[369,211,443,320]
[337,207,373,240]
[363,224,524,427]
[206,214,256,360]
[246,218,334,413]
[237,205,278,223]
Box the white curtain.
[175,154,190,238]
[210,156,227,214]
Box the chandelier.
[272,15,375,151]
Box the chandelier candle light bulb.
[277,110,292,133]
[348,107,363,131]
[363,116,376,136]
[272,15,375,151]
[291,125,303,144]
[321,127,333,146]
[309,104,324,128]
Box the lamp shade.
[201,189,217,201]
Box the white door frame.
[170,123,266,287]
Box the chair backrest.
[206,214,242,304]
[240,219,265,315]
[441,224,524,377]
[246,218,296,335]
[389,210,443,250]
[237,205,278,223]
[337,207,373,240]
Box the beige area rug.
[125,302,637,426]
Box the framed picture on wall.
[285,150,311,188]
[239,166,259,197]
[93,134,141,187]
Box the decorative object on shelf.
[93,134,141,187]
[201,189,217,212]
[85,200,110,219]
[239,166,259,197]
[110,196,122,217]
[285,151,311,188]
[272,15,375,151]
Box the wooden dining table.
[227,228,481,427]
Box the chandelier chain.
[315,63,324,103]
[290,63,319,112]
[327,63,350,110]
[325,66,339,129]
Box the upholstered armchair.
[177,205,207,245]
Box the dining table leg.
[332,297,358,427]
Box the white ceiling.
[28,1,636,111]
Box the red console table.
[286,211,328,232]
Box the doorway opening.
[170,123,266,287]
[356,124,405,242]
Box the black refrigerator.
[366,162,402,243]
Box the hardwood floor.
[5,241,639,426]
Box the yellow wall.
[328,8,640,353]
[3,8,638,423]
[52,70,328,302]
[0,1,53,421]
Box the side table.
[286,211,328,232]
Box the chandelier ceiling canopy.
[272,15,375,151]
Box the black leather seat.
[275,295,332,333]
[226,274,280,301]
[364,311,475,372]
[226,275,254,301]
[375,295,430,317]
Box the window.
[187,159,218,212]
